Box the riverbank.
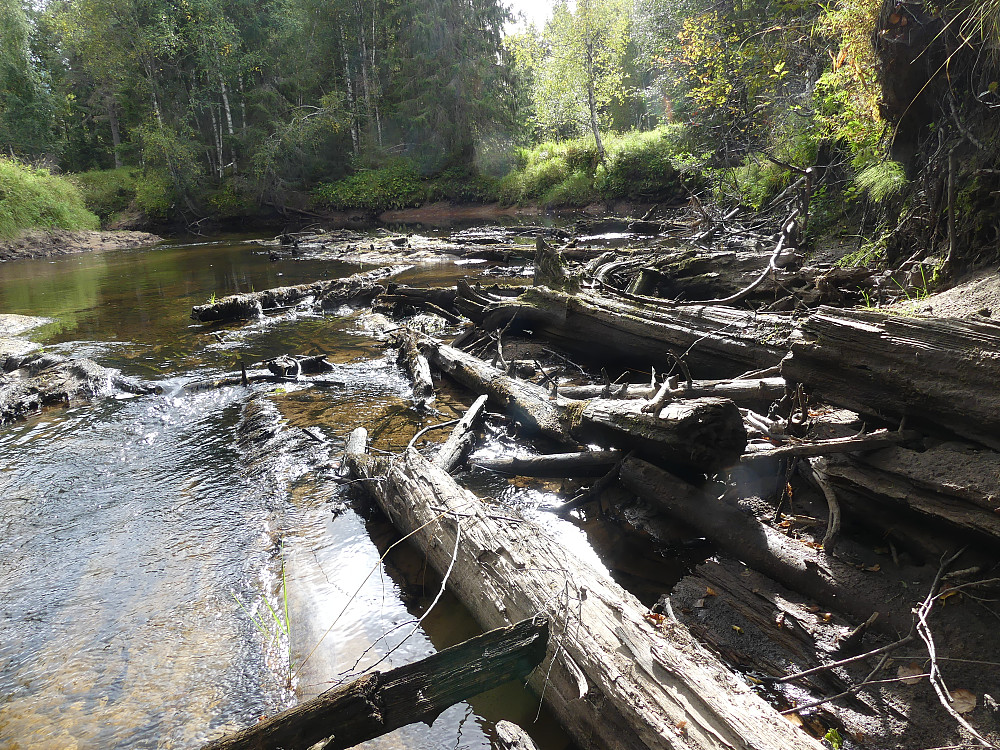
[0,229,162,262]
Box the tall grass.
[0,158,99,238]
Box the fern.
[854,161,907,204]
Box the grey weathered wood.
[782,307,1000,449]
[200,619,548,750]
[345,430,824,750]
[472,449,624,477]
[393,327,435,411]
[428,340,746,474]
[434,394,489,472]
[495,720,541,750]
[559,377,786,404]
[740,429,924,463]
[191,266,404,323]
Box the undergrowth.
[0,158,99,238]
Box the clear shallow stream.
[0,238,567,750]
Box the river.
[0,236,570,750]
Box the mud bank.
[0,229,161,262]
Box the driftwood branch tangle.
[346,431,823,750]
[427,339,746,474]
[191,266,405,323]
[782,307,1000,449]
[201,618,548,750]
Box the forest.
[0,0,995,270]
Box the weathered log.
[375,284,460,318]
[435,394,489,472]
[619,456,921,634]
[559,376,786,405]
[191,266,405,323]
[427,339,746,474]
[472,449,624,477]
[495,720,541,750]
[741,429,924,463]
[0,353,159,423]
[781,307,1000,449]
[464,285,793,376]
[346,431,823,750]
[393,327,434,411]
[201,618,548,750]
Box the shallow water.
[0,238,566,749]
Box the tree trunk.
[201,619,548,750]
[106,96,122,169]
[427,340,747,474]
[471,449,624,477]
[340,25,360,155]
[345,435,823,750]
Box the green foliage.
[70,167,141,221]
[823,727,844,750]
[133,169,175,221]
[0,157,99,238]
[313,160,425,211]
[424,166,499,204]
[838,237,887,268]
[855,161,907,204]
[498,127,696,206]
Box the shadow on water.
[0,238,574,749]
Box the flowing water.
[0,238,569,750]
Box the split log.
[463,285,793,376]
[472,449,623,477]
[781,307,1000,449]
[191,266,405,323]
[435,394,489,472]
[346,431,823,750]
[495,720,541,750]
[559,377,785,405]
[427,340,746,474]
[619,456,922,634]
[393,327,434,411]
[201,618,548,750]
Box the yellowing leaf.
[705,587,717,597]
[951,689,977,714]
[897,662,924,685]
[732,625,743,634]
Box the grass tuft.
[0,158,99,238]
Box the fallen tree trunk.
[201,618,548,750]
[393,327,434,411]
[435,394,489,472]
[559,376,785,405]
[191,266,405,323]
[346,431,823,750]
[619,456,921,634]
[462,285,793,376]
[428,340,746,474]
[472,449,623,477]
[781,307,1000,449]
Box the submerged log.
[346,431,823,750]
[201,619,548,750]
[781,307,1000,449]
[619,456,921,634]
[427,340,746,474]
[464,285,793,376]
[471,449,624,477]
[191,266,405,323]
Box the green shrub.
[133,169,175,221]
[597,129,683,199]
[313,159,425,211]
[0,158,99,238]
[70,167,142,222]
[541,170,598,206]
[425,166,500,203]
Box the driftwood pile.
[195,224,1000,750]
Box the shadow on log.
[201,619,548,750]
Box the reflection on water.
[0,239,568,750]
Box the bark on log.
[435,394,489,473]
[619,456,920,634]
[191,267,405,323]
[201,619,548,750]
[463,285,792,376]
[472,449,624,477]
[393,327,434,411]
[559,377,785,405]
[495,720,541,750]
[781,307,1000,449]
[346,432,823,750]
[427,340,746,474]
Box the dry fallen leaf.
[705,586,717,597]
[732,625,743,635]
[951,689,977,714]
[897,662,924,685]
